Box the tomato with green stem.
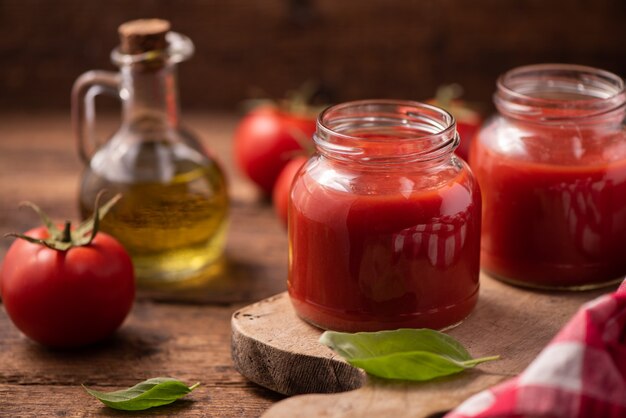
[0,194,135,348]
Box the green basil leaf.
[83,377,200,411]
[320,328,499,381]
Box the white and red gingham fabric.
[446,279,626,418]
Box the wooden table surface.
[0,112,289,417]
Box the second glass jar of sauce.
[288,100,482,332]
[471,64,626,289]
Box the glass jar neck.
[314,100,458,168]
[119,62,180,130]
[494,64,626,125]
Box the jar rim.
[318,99,456,142]
[495,63,626,121]
[315,99,459,164]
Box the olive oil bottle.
[73,19,229,286]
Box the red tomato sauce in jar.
[472,123,626,288]
[471,64,626,289]
[288,100,482,332]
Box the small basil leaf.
[83,377,200,411]
[320,329,499,382]
[321,328,471,361]
[349,350,467,381]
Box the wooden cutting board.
[231,274,614,417]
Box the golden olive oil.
[80,162,228,286]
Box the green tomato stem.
[62,221,72,243]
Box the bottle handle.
[71,70,121,165]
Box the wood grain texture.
[0,112,286,416]
[232,293,366,395]
[0,384,277,418]
[0,302,285,417]
[0,1,624,110]
[230,275,615,418]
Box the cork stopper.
[118,19,171,54]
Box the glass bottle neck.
[119,63,180,132]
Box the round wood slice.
[231,274,614,417]
[231,293,366,395]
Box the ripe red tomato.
[234,107,316,195]
[273,156,308,227]
[1,226,135,348]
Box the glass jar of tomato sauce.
[288,100,482,332]
[471,64,626,289]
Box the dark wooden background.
[0,0,625,111]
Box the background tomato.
[234,107,316,195]
[427,85,482,161]
[452,108,482,161]
[272,156,308,227]
[1,226,135,348]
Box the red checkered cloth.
[446,279,626,418]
